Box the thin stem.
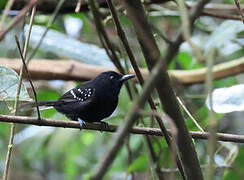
[88,0,134,100]
[106,0,185,178]
[0,0,37,41]
[2,5,36,180]
[75,0,82,13]
[205,48,217,180]
[15,36,41,120]
[234,0,244,24]
[0,0,16,30]
[26,0,66,63]
[177,96,204,132]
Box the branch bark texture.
[2,57,244,84]
[0,115,244,143]
[122,0,211,179]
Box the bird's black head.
[93,71,135,95]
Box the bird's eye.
[110,75,115,79]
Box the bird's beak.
[120,74,135,82]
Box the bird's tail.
[20,100,58,109]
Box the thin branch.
[2,6,36,180]
[160,113,179,180]
[176,0,204,61]
[150,25,173,44]
[91,46,173,179]
[202,11,241,20]
[0,0,38,41]
[125,136,135,180]
[15,36,41,120]
[88,4,160,180]
[22,6,36,59]
[106,1,185,178]
[0,115,244,143]
[234,0,244,24]
[75,0,83,13]
[0,0,16,30]
[122,0,211,179]
[205,48,217,180]
[88,0,134,100]
[25,0,66,63]
[177,96,204,132]
[161,164,232,173]
[145,135,166,180]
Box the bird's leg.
[78,118,86,130]
[100,120,109,131]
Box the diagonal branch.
[0,0,38,41]
[91,46,174,179]
[15,36,41,120]
[121,0,211,179]
[106,0,185,178]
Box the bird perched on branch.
[25,71,135,129]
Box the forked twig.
[15,36,41,120]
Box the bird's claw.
[78,118,86,131]
[100,121,109,132]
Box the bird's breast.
[97,92,118,118]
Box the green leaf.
[0,0,7,9]
[127,154,148,175]
[177,52,203,70]
[0,66,30,101]
[37,88,61,118]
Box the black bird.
[27,71,135,129]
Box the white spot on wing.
[70,90,76,98]
[70,88,93,102]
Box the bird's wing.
[58,87,95,104]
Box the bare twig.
[88,4,161,180]
[177,96,204,132]
[0,0,16,30]
[125,136,135,180]
[145,136,166,180]
[205,48,217,180]
[161,164,232,173]
[91,46,174,179]
[202,11,241,20]
[0,0,38,41]
[122,0,211,179]
[75,0,83,13]
[0,115,244,143]
[15,36,41,120]
[150,25,173,44]
[88,0,133,100]
[2,6,36,180]
[176,0,204,61]
[106,0,185,178]
[234,0,244,24]
[26,0,66,63]
[161,113,179,180]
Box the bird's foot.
[78,118,86,131]
[100,121,109,132]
